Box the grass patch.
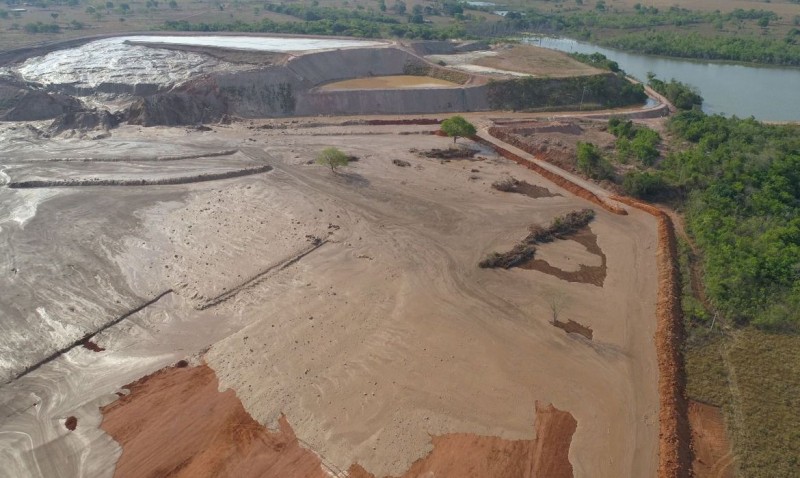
[726,330,800,476]
[685,329,800,477]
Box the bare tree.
[548,292,566,324]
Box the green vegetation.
[440,116,476,144]
[486,74,646,112]
[621,170,668,200]
[22,21,60,33]
[625,110,800,331]
[575,141,613,180]
[607,117,660,165]
[666,112,800,330]
[315,147,349,173]
[602,31,800,67]
[646,75,703,111]
[485,6,800,66]
[567,52,619,72]
[162,3,468,39]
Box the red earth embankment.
[612,194,692,478]
[349,401,576,478]
[473,135,627,216]
[101,363,578,478]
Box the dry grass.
[685,329,800,477]
[474,44,602,78]
[502,0,800,17]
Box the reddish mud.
[520,227,607,286]
[65,416,77,431]
[100,364,331,478]
[348,402,577,478]
[101,364,577,478]
[82,340,105,352]
[552,319,593,340]
[689,401,735,478]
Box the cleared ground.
[473,45,603,78]
[0,117,659,477]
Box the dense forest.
[627,111,800,330]
[163,17,465,40]
[601,31,800,66]
[478,6,800,66]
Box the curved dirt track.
[0,119,660,478]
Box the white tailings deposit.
[9,37,247,94]
[4,36,387,101]
[125,35,387,51]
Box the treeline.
[471,6,797,66]
[263,3,399,24]
[495,6,776,34]
[647,76,703,110]
[625,111,800,330]
[601,32,800,66]
[162,18,466,40]
[486,74,646,111]
[568,52,620,72]
[22,22,60,33]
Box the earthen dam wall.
[210,47,488,118]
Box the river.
[525,36,800,122]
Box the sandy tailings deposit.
[0,35,666,478]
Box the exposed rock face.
[49,109,122,135]
[127,78,229,126]
[0,80,83,121]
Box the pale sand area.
[0,119,658,477]
[319,75,460,91]
[534,235,604,273]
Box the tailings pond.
[527,36,800,122]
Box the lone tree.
[316,147,349,173]
[440,115,476,144]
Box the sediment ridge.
[7,164,272,188]
[21,149,239,163]
[6,290,173,384]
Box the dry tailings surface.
[0,119,660,478]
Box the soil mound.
[492,177,560,199]
[416,147,479,159]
